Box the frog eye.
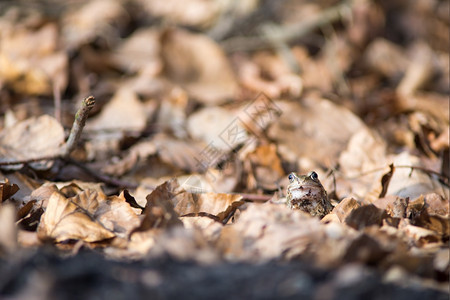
[309,171,318,181]
[288,173,295,182]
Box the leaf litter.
[0,0,448,299]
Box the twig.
[239,193,272,202]
[343,165,449,187]
[53,81,62,123]
[64,96,95,156]
[221,0,352,52]
[185,187,272,203]
[0,96,95,166]
[0,155,60,166]
[260,23,301,74]
[64,157,139,189]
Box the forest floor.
[0,0,448,299]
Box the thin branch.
[260,23,301,74]
[64,157,139,189]
[221,0,352,52]
[0,155,60,166]
[53,81,62,123]
[0,96,95,166]
[64,95,95,156]
[343,165,449,186]
[239,193,272,202]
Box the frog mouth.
[289,185,322,198]
[291,184,320,190]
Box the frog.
[286,171,333,218]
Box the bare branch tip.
[83,95,95,107]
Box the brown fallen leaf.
[343,234,387,264]
[37,191,115,243]
[96,191,141,238]
[147,227,219,264]
[245,144,285,190]
[62,0,128,49]
[268,97,366,170]
[160,28,238,105]
[87,88,147,133]
[175,192,244,222]
[218,203,323,261]
[397,42,435,96]
[399,219,444,248]
[237,51,303,98]
[0,115,65,170]
[56,187,141,238]
[109,28,162,75]
[331,197,361,223]
[424,193,449,217]
[85,88,148,159]
[2,172,42,204]
[338,128,388,201]
[138,179,244,232]
[364,38,409,79]
[379,164,395,198]
[386,153,449,200]
[152,134,208,173]
[17,200,44,232]
[139,0,219,28]
[0,23,68,95]
[180,216,223,242]
[344,204,386,230]
[101,139,158,176]
[0,178,19,202]
[187,106,249,153]
[137,179,184,231]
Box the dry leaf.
[156,87,189,139]
[139,0,219,28]
[2,172,41,203]
[268,98,365,169]
[152,134,207,172]
[96,192,141,238]
[338,127,387,201]
[0,178,19,202]
[0,115,65,170]
[397,42,435,96]
[237,52,303,98]
[343,234,387,264]
[218,203,322,261]
[102,140,158,176]
[344,204,386,230]
[399,219,443,247]
[110,28,162,75]
[62,0,127,49]
[332,198,361,223]
[187,106,248,153]
[138,179,184,231]
[245,144,285,190]
[147,227,218,263]
[37,191,115,243]
[86,88,147,159]
[364,38,409,79]
[87,88,147,133]
[386,152,449,200]
[0,23,68,95]
[174,192,244,222]
[424,193,449,217]
[180,216,222,242]
[161,28,238,105]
